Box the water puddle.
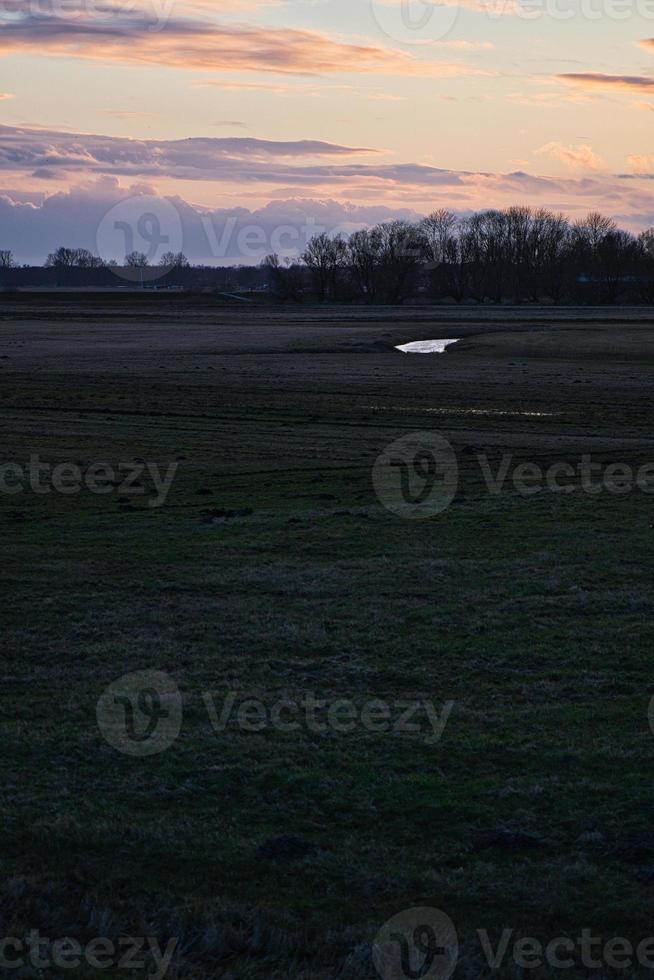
[366,405,556,418]
[395,338,459,354]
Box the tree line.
[2,208,654,304]
[287,208,654,305]
[0,248,190,270]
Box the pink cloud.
[627,153,654,172]
[534,142,603,172]
[0,9,485,78]
[559,72,654,92]
[3,177,654,267]
[0,125,379,181]
[2,126,653,250]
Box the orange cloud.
[0,11,487,78]
[627,153,654,171]
[534,141,603,171]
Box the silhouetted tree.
[530,209,569,303]
[574,212,616,250]
[160,252,189,268]
[10,208,652,304]
[596,230,637,303]
[375,221,425,303]
[420,209,457,266]
[262,253,304,302]
[569,213,622,302]
[419,209,463,301]
[345,221,424,304]
[45,247,103,268]
[301,233,347,301]
[346,229,382,303]
[74,249,105,268]
[636,230,654,302]
[125,251,149,267]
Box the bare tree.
[569,212,620,301]
[45,247,79,268]
[597,230,637,303]
[573,212,617,250]
[17,207,649,304]
[636,229,654,302]
[261,253,304,302]
[45,247,103,268]
[301,233,347,301]
[74,249,104,268]
[160,252,190,268]
[347,229,382,303]
[375,221,425,303]
[459,212,504,301]
[527,208,569,302]
[0,250,15,268]
[125,251,149,267]
[419,209,457,266]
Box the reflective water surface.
[395,339,459,354]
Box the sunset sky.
[1,0,653,261]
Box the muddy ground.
[2,299,654,978]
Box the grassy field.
[3,298,654,978]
